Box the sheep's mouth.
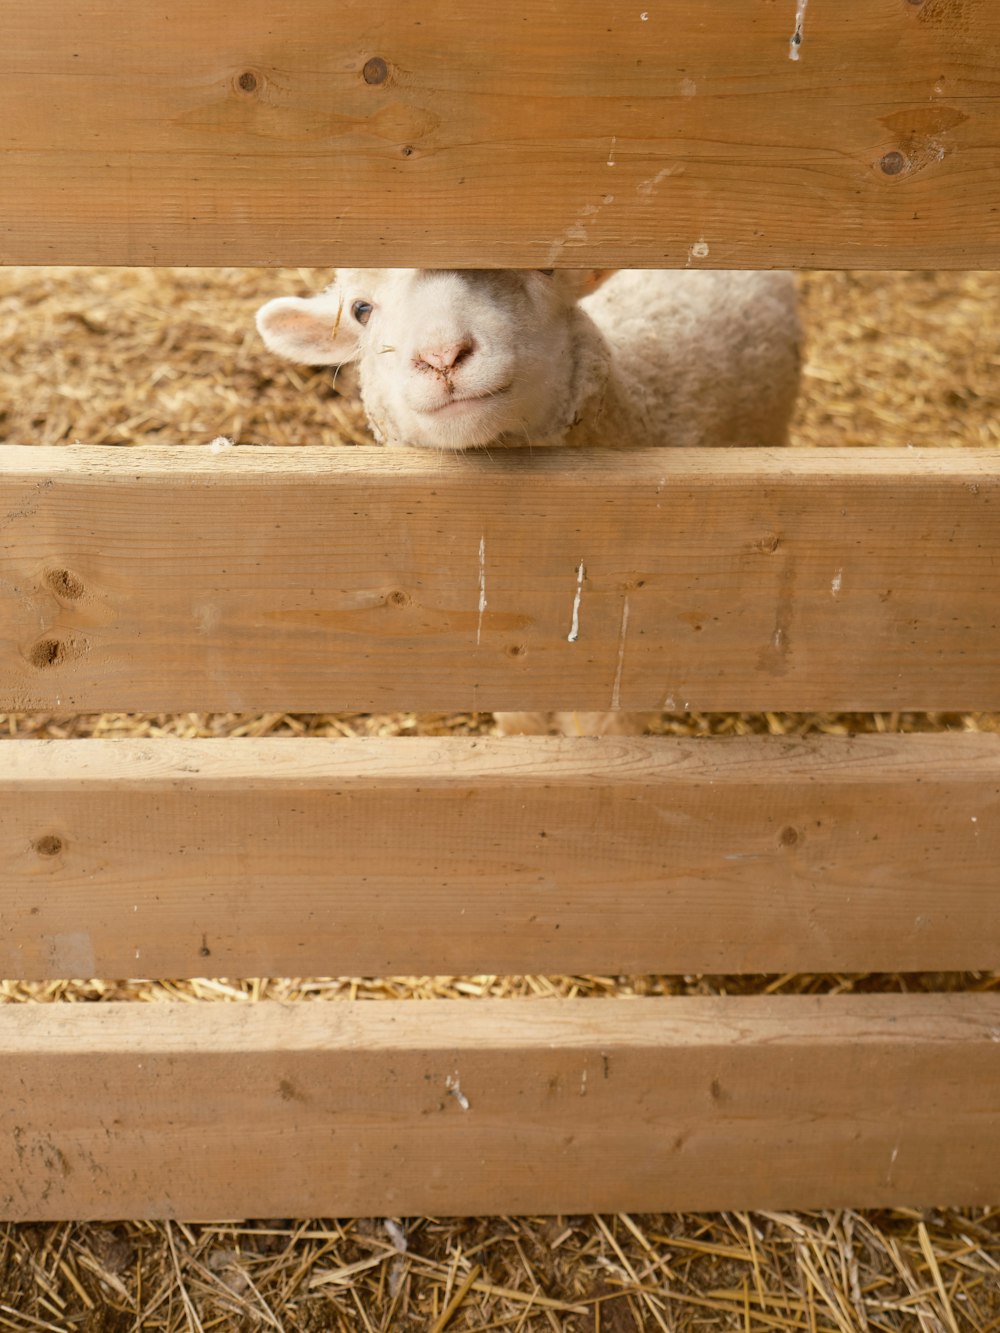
[423,385,512,416]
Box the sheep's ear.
[256,293,361,365]
[553,269,618,303]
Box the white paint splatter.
[611,596,631,709]
[640,10,649,19]
[567,562,585,642]
[195,602,221,634]
[547,194,617,264]
[607,136,617,167]
[446,1073,471,1111]
[686,238,710,266]
[476,536,487,646]
[52,932,96,979]
[664,695,676,709]
[637,165,676,198]
[789,0,808,60]
[680,77,697,97]
[209,436,234,453]
[831,569,843,598]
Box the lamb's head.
[256,268,615,450]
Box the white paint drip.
[607,136,617,167]
[446,1073,471,1111]
[789,0,808,60]
[476,536,487,645]
[611,596,631,709]
[886,1142,900,1183]
[567,562,585,642]
[831,569,843,598]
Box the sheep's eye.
[351,299,373,325]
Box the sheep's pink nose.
[416,338,474,373]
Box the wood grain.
[3,734,999,979]
[3,445,1000,714]
[1,995,997,1219]
[2,0,999,266]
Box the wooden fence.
[1,0,999,1218]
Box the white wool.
[574,270,802,449]
[256,268,802,453]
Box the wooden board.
[3,734,999,979]
[3,445,1000,713]
[2,0,999,267]
[1,995,997,1219]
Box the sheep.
[256,267,802,733]
[255,268,801,453]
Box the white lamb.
[256,268,800,452]
[256,267,802,733]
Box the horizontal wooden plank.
[1,995,997,1219]
[2,445,1000,713]
[3,734,999,979]
[1,1,999,266]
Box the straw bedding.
[0,266,997,1330]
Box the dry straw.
[0,266,998,1328]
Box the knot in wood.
[46,568,84,599]
[363,56,389,85]
[879,150,907,176]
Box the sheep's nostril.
[451,339,474,369]
[416,338,475,373]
